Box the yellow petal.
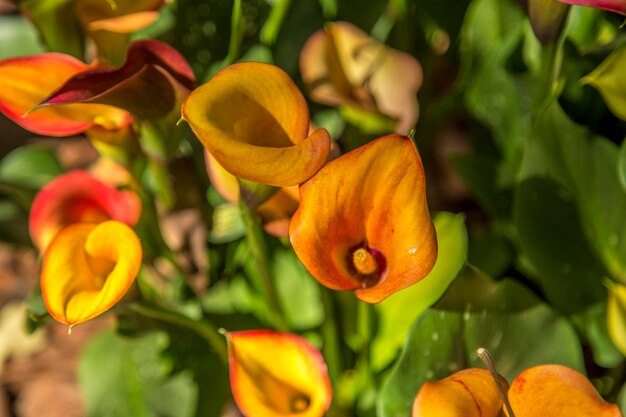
[289,134,437,303]
[183,62,331,187]
[228,330,332,417]
[41,221,142,327]
[412,368,506,417]
[508,365,622,417]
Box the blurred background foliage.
[1,0,626,416]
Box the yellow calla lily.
[182,62,331,187]
[41,220,142,328]
[228,330,332,417]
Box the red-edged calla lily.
[412,365,622,417]
[227,330,332,417]
[555,0,626,13]
[289,134,437,303]
[507,365,622,417]
[205,151,300,237]
[300,21,422,134]
[182,62,331,187]
[42,220,142,328]
[38,39,195,120]
[30,170,141,252]
[76,0,166,64]
[0,53,131,137]
[412,368,506,417]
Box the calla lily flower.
[227,330,332,417]
[39,39,196,121]
[412,365,622,417]
[300,21,422,134]
[555,0,626,14]
[182,62,331,187]
[29,170,141,252]
[205,151,299,237]
[42,220,142,328]
[289,134,437,303]
[412,368,505,417]
[0,53,131,137]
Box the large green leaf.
[79,330,197,417]
[0,16,45,59]
[372,212,467,370]
[0,144,64,190]
[377,269,584,417]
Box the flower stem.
[477,347,516,417]
[238,200,287,331]
[129,302,228,366]
[321,288,341,383]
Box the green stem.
[356,300,372,361]
[129,302,228,365]
[239,200,287,331]
[321,288,341,383]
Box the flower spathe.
[29,170,141,252]
[300,21,422,133]
[412,365,623,417]
[42,220,142,328]
[228,330,332,417]
[182,62,331,187]
[289,134,437,303]
[555,0,626,14]
[0,53,131,137]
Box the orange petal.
[77,0,164,33]
[29,171,141,252]
[0,53,131,136]
[182,62,331,187]
[412,368,506,417]
[300,22,422,133]
[508,365,622,417]
[41,220,142,327]
[289,134,437,303]
[228,330,332,417]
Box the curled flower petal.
[39,40,195,120]
[555,0,626,13]
[289,134,437,303]
[508,365,622,417]
[41,220,142,327]
[412,368,505,417]
[300,22,422,133]
[228,330,332,417]
[205,151,299,237]
[30,171,141,251]
[0,53,130,136]
[183,62,331,187]
[77,0,164,34]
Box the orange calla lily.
[300,21,422,133]
[205,151,299,237]
[412,365,622,417]
[227,330,332,417]
[29,170,141,252]
[289,134,437,303]
[412,368,505,417]
[42,220,142,328]
[182,62,331,187]
[507,365,622,417]
[0,53,131,137]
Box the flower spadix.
[289,134,437,303]
[300,22,422,133]
[412,368,506,417]
[227,330,332,417]
[30,170,141,251]
[182,62,331,187]
[0,53,130,136]
[42,220,142,328]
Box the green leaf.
[79,330,197,417]
[0,144,64,189]
[372,212,467,370]
[619,139,626,192]
[20,0,84,58]
[572,302,622,368]
[208,204,245,244]
[377,269,584,417]
[583,44,626,122]
[0,16,45,59]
